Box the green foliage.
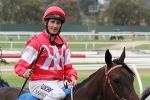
[47,0,82,24]
[0,0,46,24]
[43,0,55,6]
[101,0,150,25]
[0,0,85,25]
[78,0,94,16]
[0,0,150,25]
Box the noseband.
[104,65,126,100]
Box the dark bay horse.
[0,48,139,100]
[141,85,150,100]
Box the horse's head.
[103,47,139,100]
[65,47,139,100]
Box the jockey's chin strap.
[49,35,64,47]
[104,65,126,100]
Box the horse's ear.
[118,47,126,62]
[105,49,112,67]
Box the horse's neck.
[87,67,105,96]
[73,67,105,100]
[88,67,105,87]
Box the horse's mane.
[113,59,135,76]
[141,86,150,100]
[74,68,101,90]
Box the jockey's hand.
[70,76,78,87]
[23,69,33,78]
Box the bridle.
[103,64,126,100]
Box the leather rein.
[104,65,126,100]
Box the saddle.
[17,92,39,100]
[17,88,71,100]
[0,82,10,88]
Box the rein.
[104,65,126,100]
[70,86,74,100]
[63,77,74,100]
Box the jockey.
[14,6,78,100]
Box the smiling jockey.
[15,6,78,100]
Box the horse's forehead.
[111,62,121,68]
[109,66,122,76]
[110,62,133,78]
[112,62,118,66]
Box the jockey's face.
[48,19,61,35]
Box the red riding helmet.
[42,6,66,24]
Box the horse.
[141,85,150,100]
[110,35,124,40]
[0,47,140,100]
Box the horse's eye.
[113,79,120,84]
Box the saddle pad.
[0,83,10,88]
[17,92,39,100]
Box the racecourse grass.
[0,36,150,51]
[0,69,150,97]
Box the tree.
[101,0,150,25]
[49,0,82,24]
[0,0,46,24]
[78,0,94,16]
[43,0,55,6]
[145,0,150,7]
